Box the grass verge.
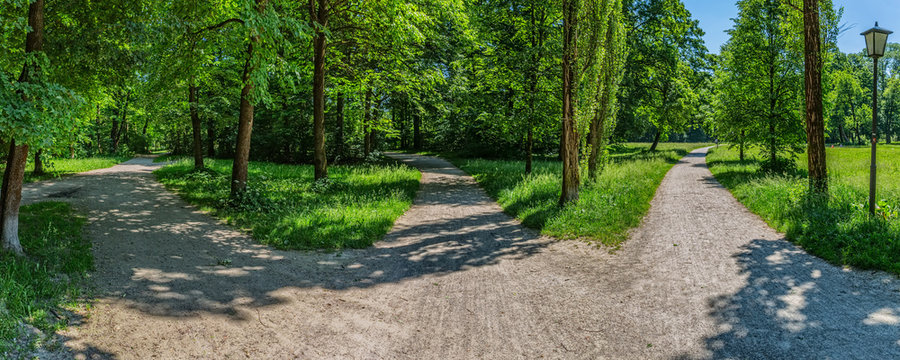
[155,158,421,249]
[1,202,92,355]
[450,143,710,248]
[0,156,133,183]
[707,145,900,275]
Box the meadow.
[708,145,900,274]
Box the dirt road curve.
[21,149,900,359]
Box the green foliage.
[711,0,820,168]
[454,143,709,247]
[615,0,710,142]
[155,158,420,249]
[0,202,92,354]
[0,65,84,151]
[708,145,900,275]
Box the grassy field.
[155,158,421,249]
[0,202,92,354]
[451,143,710,248]
[2,156,133,183]
[708,144,900,274]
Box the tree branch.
[191,18,245,36]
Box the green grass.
[707,144,900,274]
[1,202,92,354]
[450,143,711,248]
[2,156,133,183]
[155,158,421,249]
[153,154,183,163]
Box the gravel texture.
[17,149,900,359]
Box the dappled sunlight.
[699,238,900,358]
[865,308,900,326]
[17,156,553,329]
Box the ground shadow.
[21,156,551,318]
[676,238,900,359]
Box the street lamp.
[862,22,892,215]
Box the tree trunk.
[121,118,129,145]
[649,129,661,151]
[70,144,75,159]
[413,111,422,150]
[189,80,203,169]
[311,0,328,180]
[803,0,827,193]
[33,149,44,176]
[230,0,268,197]
[525,0,544,175]
[206,116,215,157]
[369,113,379,155]
[95,103,102,154]
[1,141,28,256]
[526,74,535,173]
[334,94,344,158]
[398,97,407,149]
[739,130,745,161]
[113,92,129,152]
[2,0,42,255]
[231,47,258,196]
[769,121,776,165]
[110,116,119,152]
[559,0,579,206]
[142,116,150,135]
[364,88,373,157]
[838,124,848,144]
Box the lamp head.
[862,22,893,58]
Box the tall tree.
[801,0,827,192]
[587,0,626,178]
[0,0,44,255]
[616,0,708,149]
[309,0,329,180]
[715,0,804,170]
[0,0,79,254]
[230,0,300,197]
[560,0,580,205]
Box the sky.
[682,0,900,54]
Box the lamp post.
[861,22,892,215]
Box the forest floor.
[17,149,900,359]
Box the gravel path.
[20,149,900,359]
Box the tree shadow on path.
[677,237,900,359]
[21,156,550,318]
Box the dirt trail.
[21,149,900,359]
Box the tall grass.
[0,202,92,354]
[155,158,421,249]
[453,143,710,247]
[708,145,900,274]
